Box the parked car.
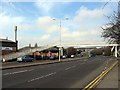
[62,55,66,59]
[2,58,5,63]
[49,56,56,60]
[17,55,33,62]
[71,55,75,58]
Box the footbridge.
[62,43,120,58]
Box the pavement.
[96,59,119,89]
[97,64,118,88]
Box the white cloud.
[35,0,54,14]
[41,34,50,40]
[61,28,101,39]
[74,6,110,24]
[34,6,110,44]
[61,27,81,38]
[36,16,59,33]
[18,34,58,48]
[0,13,25,30]
[60,6,111,44]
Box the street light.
[53,18,69,61]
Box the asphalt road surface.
[2,56,115,88]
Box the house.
[0,38,17,55]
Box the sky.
[0,0,118,48]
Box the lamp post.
[53,18,68,61]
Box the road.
[2,56,115,88]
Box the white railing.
[62,43,120,47]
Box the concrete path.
[97,63,119,89]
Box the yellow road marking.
[83,61,118,90]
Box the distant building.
[19,46,60,60]
[0,39,17,55]
[42,46,59,57]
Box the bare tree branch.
[101,1,120,44]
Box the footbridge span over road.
[1,42,120,62]
[62,43,120,58]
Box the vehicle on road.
[17,55,33,62]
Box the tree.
[66,47,77,57]
[102,1,120,44]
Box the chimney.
[15,26,18,51]
[15,26,17,42]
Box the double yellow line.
[83,60,118,90]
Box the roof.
[19,46,43,51]
[0,39,15,43]
[47,47,59,51]
[43,46,59,51]
[19,46,34,51]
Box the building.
[0,39,17,55]
[42,46,59,56]
[35,46,59,60]
[19,46,60,60]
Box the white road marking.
[65,65,76,70]
[81,62,85,64]
[65,67,71,70]
[84,60,87,61]
[3,69,34,76]
[28,72,56,82]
